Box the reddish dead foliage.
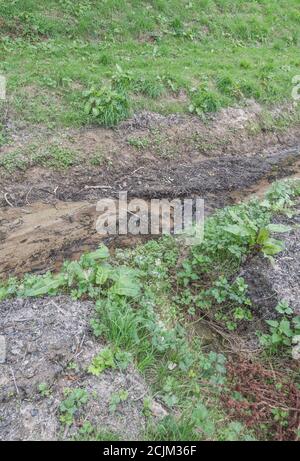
[221,356,300,440]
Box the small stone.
[0,335,6,364]
[168,362,177,371]
[150,400,168,419]
[292,345,300,361]
[292,336,300,361]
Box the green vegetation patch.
[0,1,299,127]
[0,143,79,173]
[1,178,300,440]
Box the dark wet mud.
[0,146,299,279]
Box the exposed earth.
[1,106,300,279]
[0,296,165,441]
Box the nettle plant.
[111,65,134,93]
[205,276,253,331]
[178,273,253,331]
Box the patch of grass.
[0,1,299,128]
[75,422,121,441]
[0,118,8,147]
[134,76,166,99]
[147,129,177,158]
[44,144,76,168]
[0,143,78,173]
[90,151,104,166]
[0,150,27,172]
[247,106,300,135]
[127,136,150,149]
[145,413,251,442]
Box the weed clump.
[83,86,130,127]
[189,86,221,115]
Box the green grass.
[0,142,78,172]
[0,0,299,128]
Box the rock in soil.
[0,296,158,441]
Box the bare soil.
[0,296,163,441]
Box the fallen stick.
[4,193,14,208]
[84,185,112,189]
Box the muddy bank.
[0,200,147,278]
[1,142,300,209]
[1,102,300,207]
[0,201,100,278]
[1,104,300,279]
[0,149,299,279]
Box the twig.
[26,186,33,205]
[4,193,14,208]
[131,166,144,175]
[84,185,112,190]
[10,367,19,395]
[74,334,86,358]
[132,390,148,402]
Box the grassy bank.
[0,0,299,128]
